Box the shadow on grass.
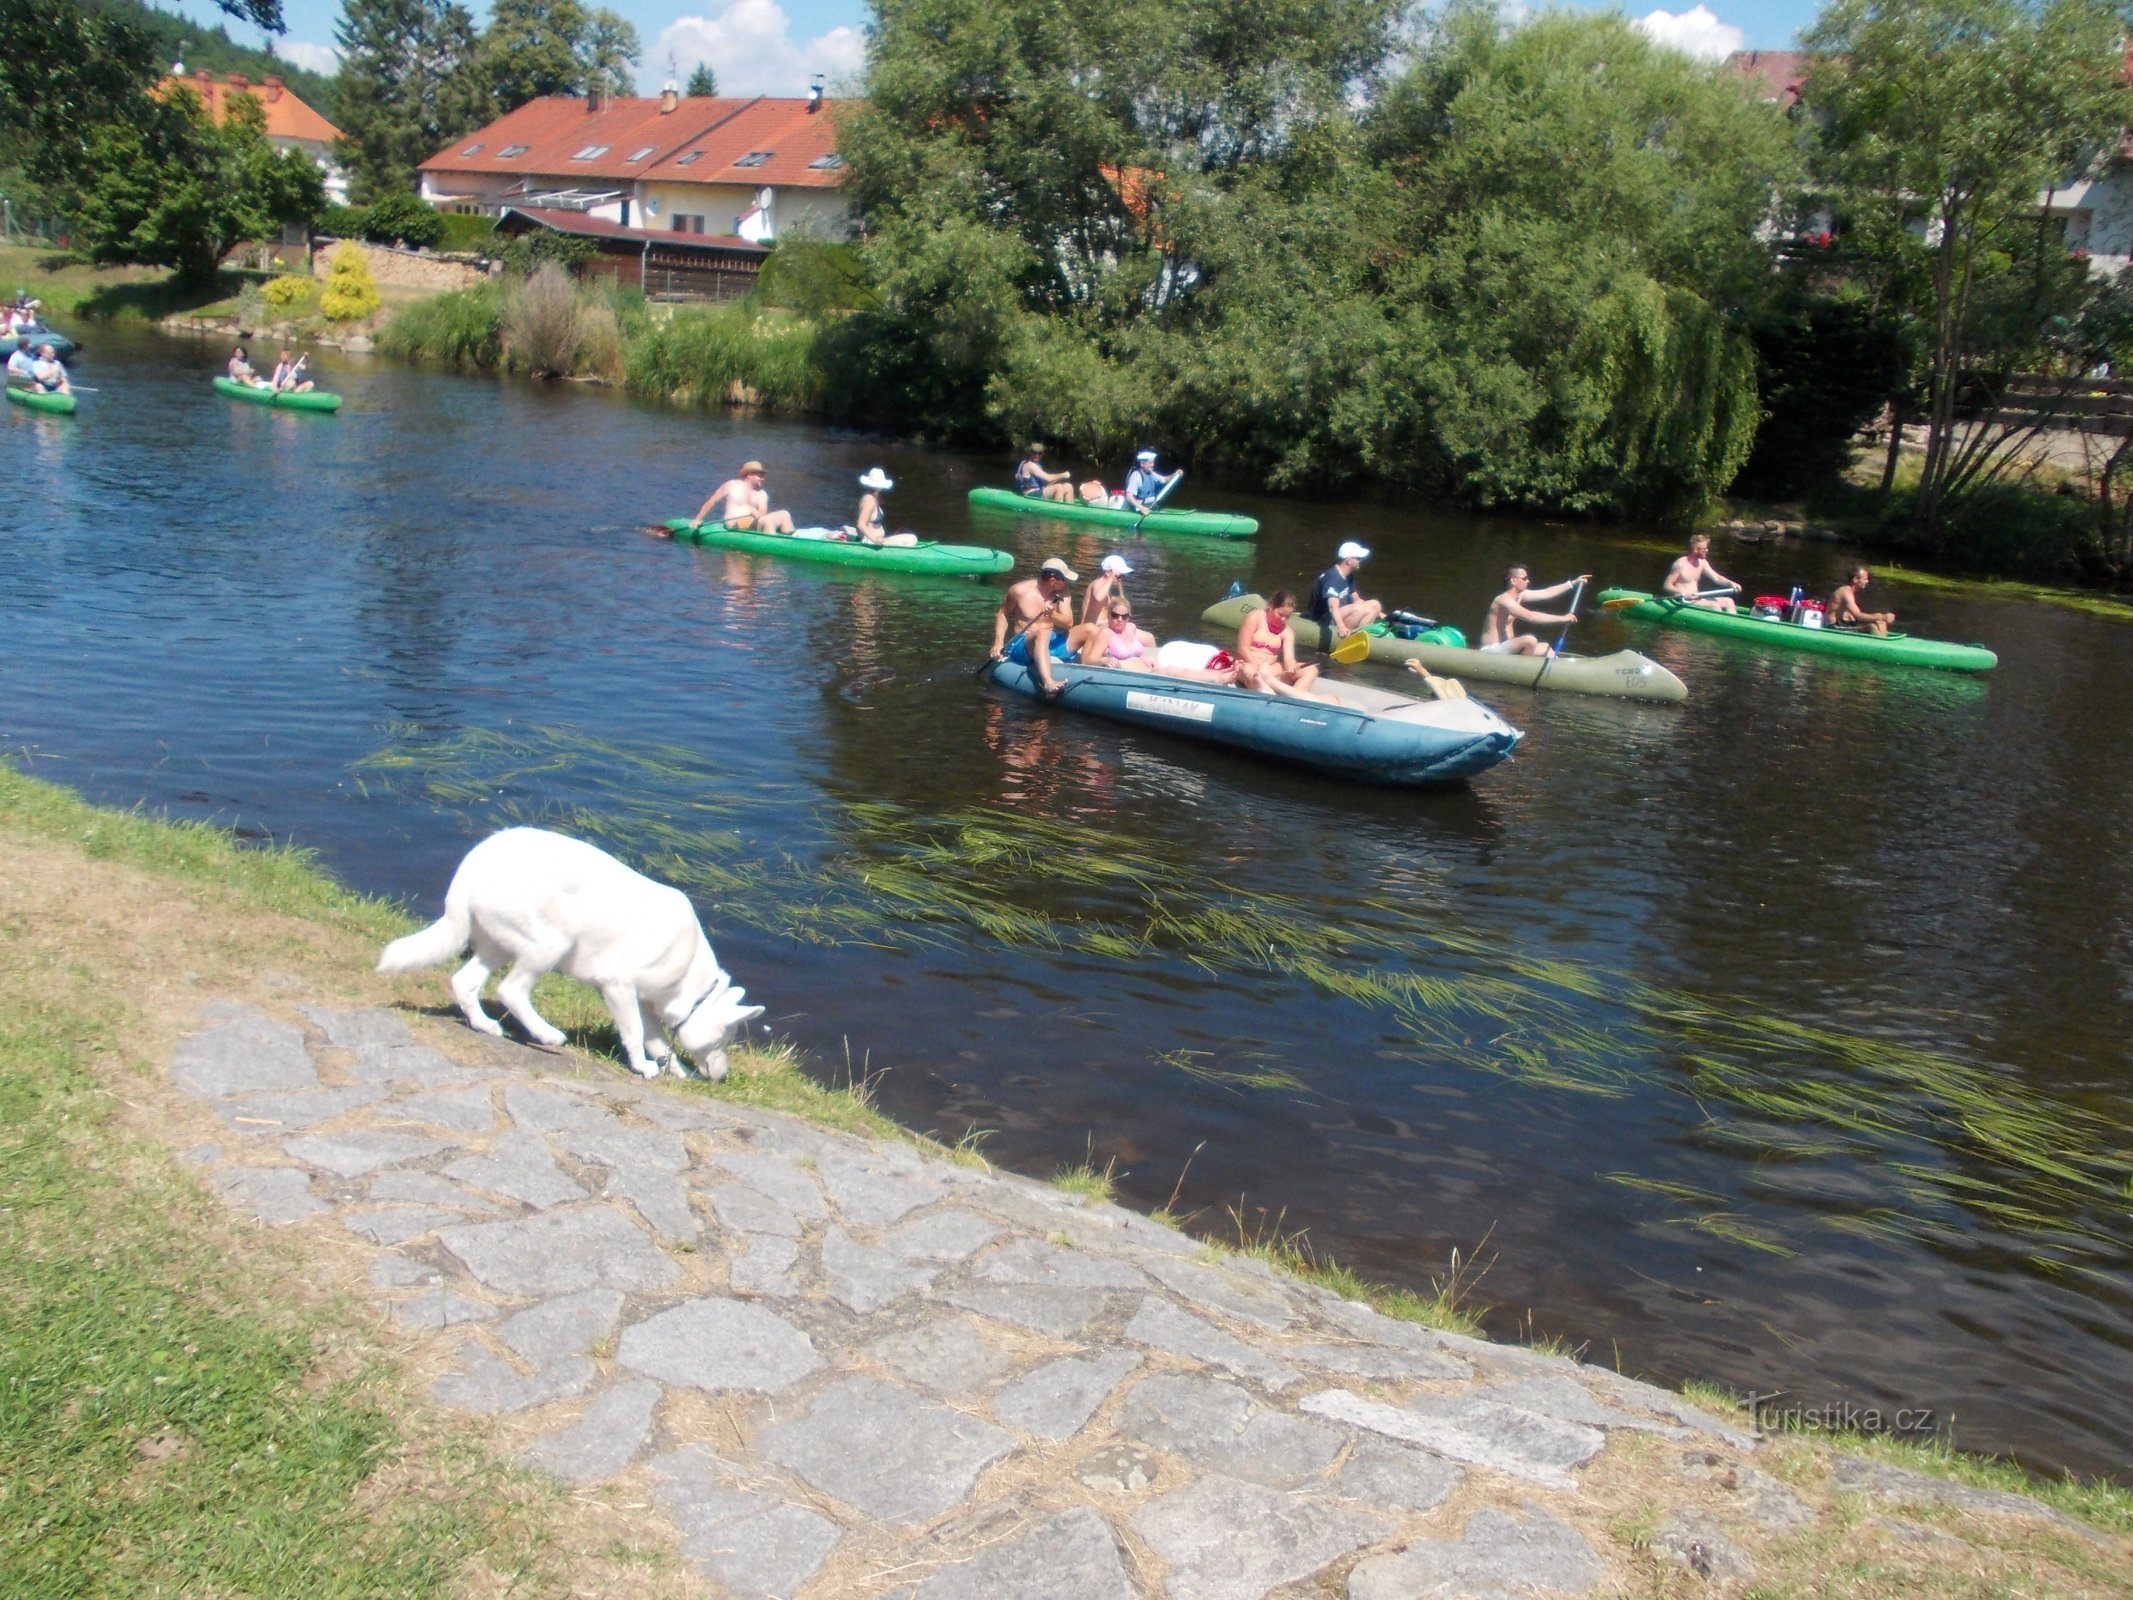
[77,269,254,324]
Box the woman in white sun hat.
[851,467,917,545]
[1082,552,1133,627]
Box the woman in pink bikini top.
[1082,598,1159,669]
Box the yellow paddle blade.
[1330,630,1373,663]
[1419,672,1468,701]
[1600,595,1644,609]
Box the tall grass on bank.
[376,281,505,368]
[625,301,824,411]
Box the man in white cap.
[1082,552,1132,626]
[990,556,1081,696]
[1308,541,1384,640]
[1122,448,1178,514]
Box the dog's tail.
[376,892,472,974]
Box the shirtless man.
[1664,534,1739,612]
[690,460,795,533]
[988,556,1081,697]
[28,344,69,395]
[1476,566,1591,655]
[1015,442,1076,503]
[1308,541,1385,639]
[1829,565,1895,635]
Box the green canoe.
[5,383,75,415]
[1202,594,1688,703]
[214,376,343,412]
[664,519,1012,576]
[1597,588,1996,672]
[967,485,1257,539]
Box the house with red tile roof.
[159,69,350,203]
[417,87,851,244]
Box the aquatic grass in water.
[354,724,2133,1279]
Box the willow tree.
[1805,0,2132,535]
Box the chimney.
[587,89,603,114]
[227,72,248,88]
[660,79,678,114]
[807,74,823,113]
[263,74,283,102]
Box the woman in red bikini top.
[1235,590,1322,696]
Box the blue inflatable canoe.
[982,659,1522,784]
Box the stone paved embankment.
[170,998,2103,1598]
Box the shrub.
[436,212,499,254]
[501,262,581,376]
[500,231,599,278]
[318,241,381,322]
[574,303,625,381]
[758,239,870,316]
[360,192,444,250]
[317,202,369,240]
[262,273,316,311]
[377,282,504,367]
[623,300,823,410]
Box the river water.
[6,328,2129,1479]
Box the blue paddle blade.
[1224,579,1245,598]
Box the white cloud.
[274,39,342,75]
[651,0,866,98]
[1635,6,1744,61]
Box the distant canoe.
[664,519,1012,576]
[5,383,75,415]
[214,376,343,412]
[1597,588,1996,673]
[967,486,1258,539]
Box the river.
[5,327,2129,1479]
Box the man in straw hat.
[690,460,795,533]
[1013,442,1077,503]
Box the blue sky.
[164,0,1822,100]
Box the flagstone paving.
[168,999,2102,1597]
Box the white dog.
[377,827,763,1080]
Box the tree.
[1805,0,2132,534]
[320,239,382,319]
[335,0,489,200]
[362,188,445,247]
[476,0,638,112]
[685,62,716,97]
[580,9,640,98]
[76,87,323,280]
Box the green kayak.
[5,383,75,415]
[967,485,1257,539]
[1597,588,1996,672]
[214,376,343,412]
[664,519,1012,576]
[1202,594,1687,703]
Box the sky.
[163,0,1821,101]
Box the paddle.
[1129,467,1184,532]
[1329,621,1467,699]
[1604,586,1738,610]
[1532,577,1586,691]
[976,606,1072,694]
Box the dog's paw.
[467,1012,506,1037]
[527,1024,567,1047]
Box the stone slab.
[214,1085,387,1133]
[602,1168,699,1245]
[503,1082,618,1135]
[299,1004,412,1050]
[1124,1296,1300,1391]
[1135,1255,1297,1330]
[1131,1474,1386,1600]
[823,1225,938,1313]
[758,1376,1017,1524]
[1348,1506,1604,1599]
[496,1287,628,1365]
[942,1285,1111,1339]
[282,1130,454,1178]
[370,1253,440,1289]
[1329,1438,1463,1513]
[439,1206,680,1297]
[906,1506,1135,1600]
[390,1086,499,1135]
[174,1008,317,1099]
[342,1206,469,1246]
[445,1130,586,1208]
[1288,1340,1470,1382]
[346,1042,486,1088]
[882,1209,1003,1263]
[974,1238,1148,1292]
[1590,1370,1757,1448]
[814,1147,942,1225]
[1651,1509,1753,1582]
[712,1151,829,1219]
[523,1377,662,1483]
[650,1447,842,1599]
[393,1289,497,1331]
[1301,1390,1603,1490]
[616,1296,823,1393]
[367,1171,496,1211]
[432,1345,596,1415]
[993,1352,1141,1442]
[1485,1375,1680,1435]
[214,1165,326,1224]
[729,1232,803,1296]
[868,1316,1012,1396]
[706,1180,801,1238]
[1120,1374,1342,1488]
[554,1120,688,1175]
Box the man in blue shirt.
[1308,541,1384,641]
[1122,448,1179,514]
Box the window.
[459,141,485,157]
[673,150,704,167]
[807,153,845,171]
[733,150,772,167]
[672,214,706,234]
[570,144,611,160]
[625,145,656,162]
[498,143,531,158]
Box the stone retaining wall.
[312,239,489,292]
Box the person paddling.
[989,556,1081,697]
[690,461,795,533]
[28,344,70,396]
[1015,442,1077,503]
[1308,541,1385,640]
[1122,448,1179,514]
[1471,564,1590,656]
[270,349,314,393]
[1665,534,1739,612]
[1829,565,1896,635]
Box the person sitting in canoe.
[1309,541,1385,640]
[990,556,1082,697]
[1122,449,1181,514]
[1470,565,1591,655]
[6,335,35,381]
[1079,596,1162,670]
[270,349,315,393]
[27,344,70,396]
[227,345,271,389]
[1015,442,1077,503]
[1664,534,1740,612]
[1829,565,1896,636]
[1235,590,1330,698]
[689,461,795,534]
[1081,553,1133,628]
[849,467,918,546]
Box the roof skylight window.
[807,153,845,170]
[673,150,704,166]
[459,141,485,156]
[733,150,772,167]
[570,144,611,160]
[625,145,656,161]
[498,143,531,157]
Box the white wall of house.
[2042,164,2133,278]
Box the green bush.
[758,239,870,316]
[317,202,369,240]
[623,300,823,411]
[318,241,380,322]
[377,281,505,367]
[262,273,316,311]
[360,192,444,250]
[436,211,499,254]
[500,231,598,278]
